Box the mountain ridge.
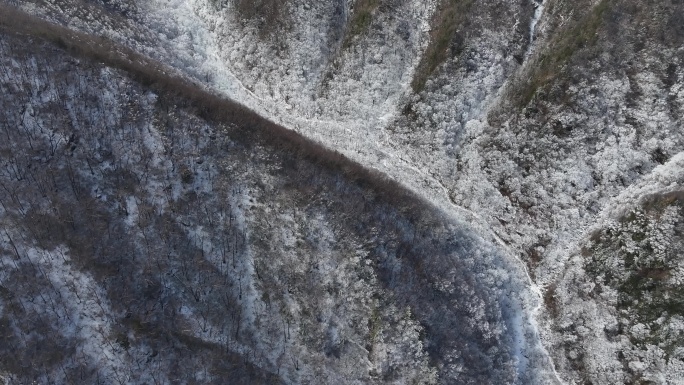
[0,0,683,383]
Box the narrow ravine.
[526,0,547,57]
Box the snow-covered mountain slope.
[548,161,684,384]
[1,0,683,383]
[0,17,561,384]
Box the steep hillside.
[1,0,683,383]
[550,189,684,384]
[392,0,684,380]
[0,18,558,384]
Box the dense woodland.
[0,0,683,383]
[0,22,555,384]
